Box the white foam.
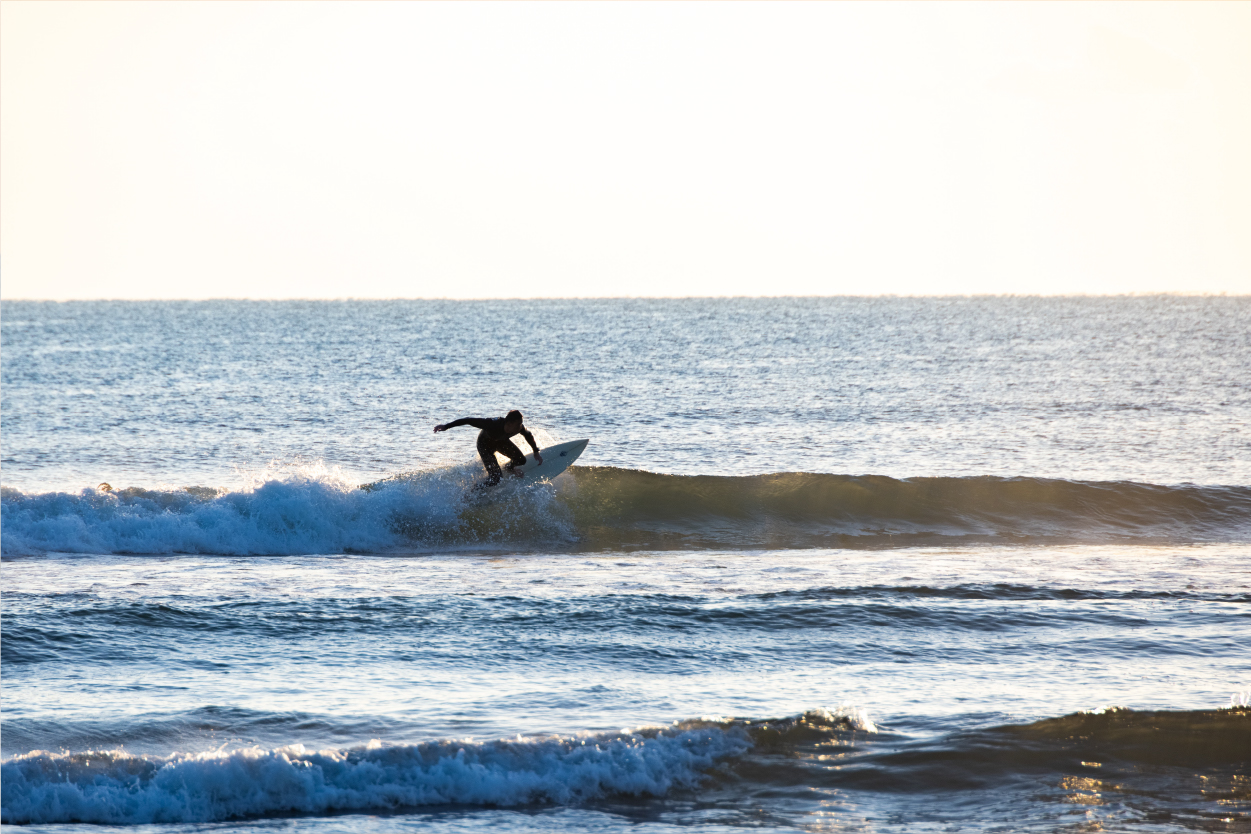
[0,460,573,556]
[0,726,751,824]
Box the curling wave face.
[3,465,1250,556]
[3,707,1246,826]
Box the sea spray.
[0,459,576,556]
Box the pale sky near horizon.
[2,1,1248,300]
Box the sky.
[1,1,1248,300]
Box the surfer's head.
[505,409,524,430]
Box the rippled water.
[2,298,1249,831]
[4,297,1249,489]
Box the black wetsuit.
[440,417,539,485]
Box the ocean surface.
[2,296,1249,832]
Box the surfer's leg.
[499,439,526,475]
[476,432,503,486]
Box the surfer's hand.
[534,453,543,465]
[434,424,446,433]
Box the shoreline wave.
[0,716,770,825]
[3,466,1249,557]
[3,707,1245,825]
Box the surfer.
[434,410,543,486]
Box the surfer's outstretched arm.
[434,417,491,433]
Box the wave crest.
[4,707,1243,825]
[0,723,751,825]
[3,466,1248,556]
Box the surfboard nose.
[554,439,588,454]
[549,438,589,469]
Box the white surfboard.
[508,438,589,482]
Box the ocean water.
[2,296,1249,832]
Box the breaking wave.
[2,465,1248,556]
[0,711,873,825]
[4,707,1247,825]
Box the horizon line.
[2,291,1247,303]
